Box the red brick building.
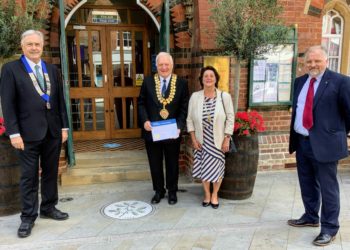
[35,0,350,174]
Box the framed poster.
[249,35,297,107]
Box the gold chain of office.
[154,74,177,119]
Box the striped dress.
[192,96,225,182]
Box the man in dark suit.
[288,45,350,246]
[138,52,189,205]
[0,30,69,238]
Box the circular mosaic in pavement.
[102,200,153,220]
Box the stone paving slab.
[0,170,350,250]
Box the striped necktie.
[161,79,167,97]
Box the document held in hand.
[151,119,178,141]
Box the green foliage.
[0,0,49,59]
[210,0,291,61]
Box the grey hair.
[156,52,174,66]
[304,45,328,60]
[21,30,44,46]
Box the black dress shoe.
[211,203,219,209]
[202,201,210,207]
[168,192,177,205]
[313,233,336,246]
[287,218,319,227]
[40,207,69,221]
[17,221,34,238]
[151,192,165,204]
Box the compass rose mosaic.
[102,200,154,220]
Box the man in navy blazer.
[0,30,69,238]
[288,45,350,246]
[138,52,189,205]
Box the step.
[75,151,149,165]
[61,151,151,186]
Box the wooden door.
[68,26,110,140]
[106,27,148,138]
[67,26,148,140]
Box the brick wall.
[181,0,350,173]
[38,0,348,175]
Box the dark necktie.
[34,65,45,91]
[161,79,167,97]
[303,77,316,130]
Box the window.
[322,10,343,73]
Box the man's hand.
[62,130,68,143]
[144,121,152,131]
[11,136,24,150]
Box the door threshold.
[74,138,145,153]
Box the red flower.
[234,110,265,136]
[0,117,6,136]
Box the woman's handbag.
[228,137,237,153]
[221,92,237,153]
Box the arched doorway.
[66,2,159,140]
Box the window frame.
[322,10,344,73]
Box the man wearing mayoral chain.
[0,30,69,238]
[138,52,189,205]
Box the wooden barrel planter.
[0,136,21,216]
[219,134,259,200]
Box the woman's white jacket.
[186,89,235,150]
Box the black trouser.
[145,138,181,194]
[18,132,61,222]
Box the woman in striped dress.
[186,66,234,209]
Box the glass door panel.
[135,31,144,76]
[67,26,109,140]
[107,28,147,138]
[68,26,149,139]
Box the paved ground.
[1,169,350,250]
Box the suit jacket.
[0,59,68,142]
[186,89,234,149]
[289,69,350,162]
[138,74,189,141]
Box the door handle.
[104,74,107,83]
